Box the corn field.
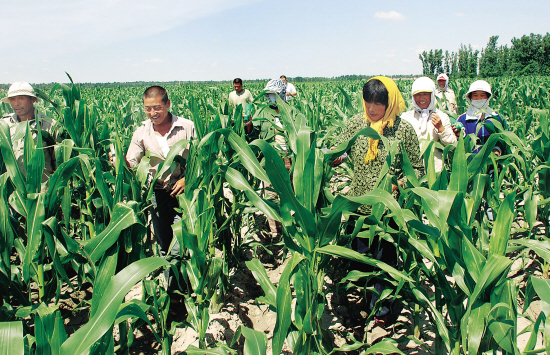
[0,74,549,355]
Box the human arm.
[124,131,144,168]
[433,111,457,146]
[330,114,363,166]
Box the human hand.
[431,113,444,133]
[452,126,461,138]
[170,177,186,197]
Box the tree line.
[419,33,550,78]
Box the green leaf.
[272,253,303,355]
[0,321,24,355]
[316,245,413,282]
[225,167,281,222]
[531,277,550,305]
[82,202,141,263]
[245,258,277,307]
[449,134,468,192]
[182,345,232,354]
[364,339,405,354]
[0,120,27,195]
[489,192,516,257]
[60,257,168,355]
[232,326,268,355]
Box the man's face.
[143,96,171,126]
[234,82,243,93]
[280,77,287,84]
[437,79,446,89]
[9,95,36,118]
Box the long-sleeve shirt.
[126,114,195,189]
[457,111,508,155]
[334,113,424,213]
[401,108,457,172]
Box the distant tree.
[419,51,430,76]
[443,50,452,75]
[479,36,501,77]
[511,33,543,75]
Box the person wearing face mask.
[454,80,508,156]
[401,77,457,172]
[435,73,458,114]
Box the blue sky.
[2,0,549,84]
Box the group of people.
[329,74,506,322]
[1,74,506,324]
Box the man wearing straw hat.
[1,82,56,183]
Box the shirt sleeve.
[437,112,458,146]
[126,130,145,168]
[334,114,364,147]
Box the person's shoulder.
[173,115,195,128]
[457,113,467,122]
[400,110,415,121]
[446,88,455,94]
[434,109,450,120]
[37,112,56,129]
[1,112,15,121]
[396,115,415,131]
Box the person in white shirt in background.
[280,75,297,102]
[228,78,254,108]
[435,73,458,114]
[401,77,457,172]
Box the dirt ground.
[118,223,545,355]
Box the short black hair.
[233,78,243,84]
[280,75,287,80]
[143,86,169,104]
[363,79,388,108]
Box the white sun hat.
[465,80,492,101]
[1,82,40,103]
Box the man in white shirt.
[125,86,196,255]
[228,78,254,108]
[280,75,297,102]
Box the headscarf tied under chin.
[363,76,406,164]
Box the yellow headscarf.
[363,76,406,164]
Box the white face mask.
[471,99,488,111]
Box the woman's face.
[471,91,489,100]
[413,92,431,110]
[437,79,446,89]
[365,101,387,122]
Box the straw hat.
[1,82,40,103]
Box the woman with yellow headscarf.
[331,76,423,324]
[332,76,423,202]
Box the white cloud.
[211,62,218,67]
[145,58,164,63]
[374,11,405,21]
[386,53,395,58]
[124,58,131,62]
[455,13,466,17]
[0,1,260,53]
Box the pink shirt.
[126,114,195,189]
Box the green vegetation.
[0,74,549,354]
[419,32,550,77]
